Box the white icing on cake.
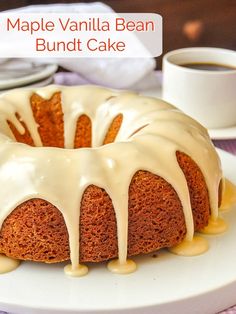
[0,85,222,275]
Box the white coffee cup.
[162,47,236,129]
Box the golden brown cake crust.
[74,114,92,148]
[7,113,35,147]
[0,92,212,263]
[103,114,123,145]
[176,151,210,230]
[30,92,64,148]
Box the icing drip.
[169,236,209,256]
[107,259,136,274]
[0,85,222,275]
[64,263,88,277]
[0,254,20,274]
[220,178,236,211]
[200,217,227,235]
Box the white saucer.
[0,59,58,90]
[0,149,235,314]
[208,126,236,140]
[141,86,236,140]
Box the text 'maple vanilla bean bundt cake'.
[0,85,227,276]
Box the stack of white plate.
[0,59,58,92]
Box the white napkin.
[5,2,156,89]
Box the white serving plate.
[0,149,235,314]
[208,126,236,141]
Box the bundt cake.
[0,85,224,276]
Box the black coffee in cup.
[180,63,236,71]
